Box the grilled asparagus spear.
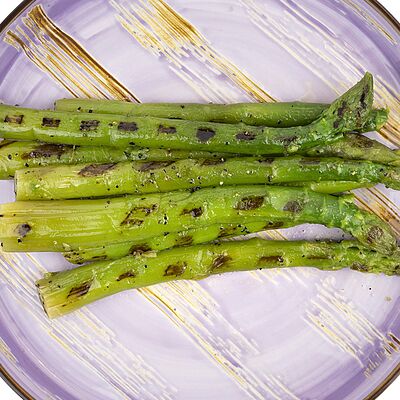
[0,185,396,254]
[15,156,400,200]
[0,140,230,179]
[37,239,400,318]
[55,99,328,127]
[64,220,291,264]
[54,99,387,132]
[0,73,373,154]
[1,132,398,179]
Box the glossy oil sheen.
[0,1,399,399]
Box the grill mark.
[353,135,375,149]
[211,254,232,270]
[258,158,275,165]
[182,207,203,217]
[175,235,193,246]
[236,131,257,141]
[259,255,284,264]
[366,226,384,245]
[22,143,73,159]
[280,135,298,147]
[89,255,108,261]
[121,205,157,227]
[196,128,215,142]
[118,121,138,132]
[337,101,347,118]
[360,88,368,109]
[130,244,152,255]
[120,216,144,227]
[16,223,31,238]
[263,221,285,229]
[138,161,174,172]
[67,280,92,298]
[42,117,61,128]
[164,262,187,277]
[350,262,369,272]
[283,200,303,213]
[4,115,24,124]
[78,163,116,177]
[158,125,177,134]
[201,158,225,166]
[116,271,136,281]
[129,205,158,216]
[234,196,264,210]
[80,120,99,131]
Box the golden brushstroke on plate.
[0,251,176,399]
[4,5,139,102]
[305,277,400,376]
[139,282,301,400]
[109,0,275,103]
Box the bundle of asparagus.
[0,72,399,318]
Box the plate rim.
[0,0,399,399]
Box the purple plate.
[0,1,400,399]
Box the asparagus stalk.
[15,155,400,201]
[37,239,400,318]
[64,220,292,264]
[0,73,373,154]
[0,140,231,179]
[65,181,378,265]
[64,179,376,264]
[55,99,328,127]
[54,99,387,132]
[0,185,396,254]
[307,133,400,165]
[2,131,398,179]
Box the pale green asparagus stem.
[0,140,231,179]
[54,99,387,132]
[0,185,396,254]
[55,99,328,127]
[15,156,400,200]
[64,220,291,264]
[37,239,400,318]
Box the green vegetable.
[306,133,400,165]
[361,109,389,132]
[0,140,231,179]
[15,155,400,200]
[36,238,400,318]
[2,131,398,180]
[64,179,377,264]
[55,99,328,127]
[64,220,291,264]
[0,73,373,154]
[54,99,387,131]
[0,185,396,254]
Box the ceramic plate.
[0,0,400,399]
